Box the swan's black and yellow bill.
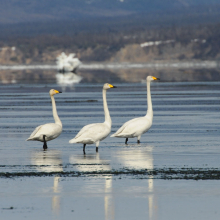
[109,84,117,88]
[152,77,160,80]
[55,90,62,93]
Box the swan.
[26,89,62,149]
[111,76,159,144]
[56,52,81,73]
[69,83,117,154]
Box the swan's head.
[103,83,117,90]
[147,76,160,82]
[49,89,62,96]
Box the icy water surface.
[0,81,220,219]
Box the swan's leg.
[43,135,47,150]
[96,141,100,152]
[125,138,128,145]
[83,144,86,154]
[137,135,141,144]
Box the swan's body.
[56,52,81,73]
[111,76,159,144]
[26,89,62,149]
[69,83,116,154]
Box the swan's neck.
[51,95,62,127]
[103,89,111,126]
[146,80,153,117]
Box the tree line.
[0,22,220,61]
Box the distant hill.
[0,0,220,65]
[1,22,220,65]
[0,0,220,24]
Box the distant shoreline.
[0,61,219,71]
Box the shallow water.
[0,80,220,219]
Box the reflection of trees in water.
[0,69,123,84]
[0,70,57,84]
[109,68,220,82]
[1,68,220,84]
[80,70,124,83]
[80,68,220,83]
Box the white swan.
[56,52,81,73]
[26,89,62,149]
[111,76,159,144]
[69,83,117,154]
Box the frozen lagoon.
[0,80,220,219]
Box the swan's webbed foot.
[96,147,98,152]
[43,135,48,150]
[137,140,140,144]
[83,144,86,154]
[125,138,128,145]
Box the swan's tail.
[111,131,122,137]
[26,136,40,141]
[25,137,37,141]
[69,138,77,144]
[110,133,117,137]
[69,137,94,144]
[26,137,35,141]
[111,133,131,138]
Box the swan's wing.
[128,118,152,134]
[86,123,110,141]
[111,117,141,136]
[111,117,152,137]
[27,125,43,140]
[27,123,62,141]
[70,123,110,143]
[74,123,97,139]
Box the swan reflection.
[31,150,63,172]
[105,177,114,220]
[70,153,114,220]
[69,152,110,172]
[56,72,82,91]
[31,150,62,216]
[116,145,154,170]
[117,145,157,220]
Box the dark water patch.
[155,93,220,96]
[1,168,220,180]
[1,95,29,97]
[2,207,14,210]
[0,101,100,107]
[64,100,98,103]
[0,163,109,168]
[147,129,219,134]
[0,98,99,103]
[155,107,220,112]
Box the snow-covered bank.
[0,61,218,71]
